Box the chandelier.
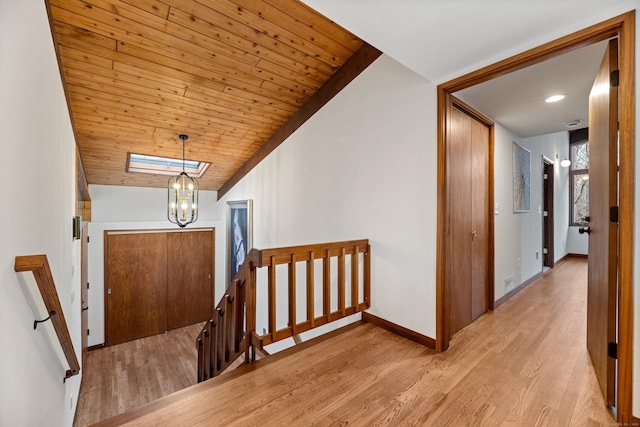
[168,134,198,227]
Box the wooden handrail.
[197,239,370,382]
[14,255,80,380]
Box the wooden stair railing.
[197,239,370,382]
[14,255,81,380]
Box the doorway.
[542,158,554,269]
[436,11,634,422]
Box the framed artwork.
[513,142,531,213]
[227,199,253,283]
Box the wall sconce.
[556,154,571,168]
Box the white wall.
[0,0,81,426]
[493,125,524,298]
[216,54,438,338]
[87,185,222,346]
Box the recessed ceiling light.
[545,94,566,103]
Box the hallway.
[92,257,613,426]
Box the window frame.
[126,153,210,178]
[568,130,589,227]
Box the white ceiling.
[300,0,636,138]
[455,41,608,137]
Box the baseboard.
[556,253,588,263]
[494,271,543,309]
[88,344,105,352]
[362,312,436,350]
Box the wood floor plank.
[85,258,615,426]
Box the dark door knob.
[82,306,89,312]
[579,226,591,235]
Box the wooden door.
[542,161,554,268]
[586,38,618,408]
[167,230,214,330]
[449,102,491,335]
[80,221,89,368]
[106,232,168,346]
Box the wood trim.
[14,255,81,379]
[88,344,105,352]
[556,253,589,263]
[217,43,382,199]
[362,312,436,349]
[616,11,635,423]
[494,271,543,309]
[437,95,495,350]
[436,10,634,422]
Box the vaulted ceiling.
[47,0,371,193]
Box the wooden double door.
[105,228,214,346]
[448,99,492,336]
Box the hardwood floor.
[90,258,614,426]
[74,323,204,427]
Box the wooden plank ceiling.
[47,0,365,191]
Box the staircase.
[196,239,370,382]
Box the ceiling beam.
[217,42,382,200]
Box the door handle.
[579,226,591,235]
[82,306,89,312]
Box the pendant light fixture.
[168,134,198,227]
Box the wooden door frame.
[542,157,555,269]
[436,11,635,422]
[446,96,495,336]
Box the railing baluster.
[269,258,276,343]
[307,251,315,328]
[216,307,223,374]
[227,294,234,362]
[209,319,216,379]
[203,328,210,380]
[245,261,256,363]
[364,245,371,308]
[323,252,330,322]
[196,337,203,382]
[338,248,346,317]
[289,254,297,335]
[235,279,244,353]
[351,246,359,309]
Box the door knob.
[579,226,591,235]
[82,306,89,312]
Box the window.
[569,139,589,226]
[126,153,210,178]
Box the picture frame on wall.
[513,142,531,213]
[226,199,253,283]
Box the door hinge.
[610,69,620,87]
[608,342,617,359]
[610,206,619,223]
[87,329,90,336]
[543,173,548,180]
[543,248,548,255]
[87,236,90,243]
[87,282,90,290]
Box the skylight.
[126,153,210,178]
